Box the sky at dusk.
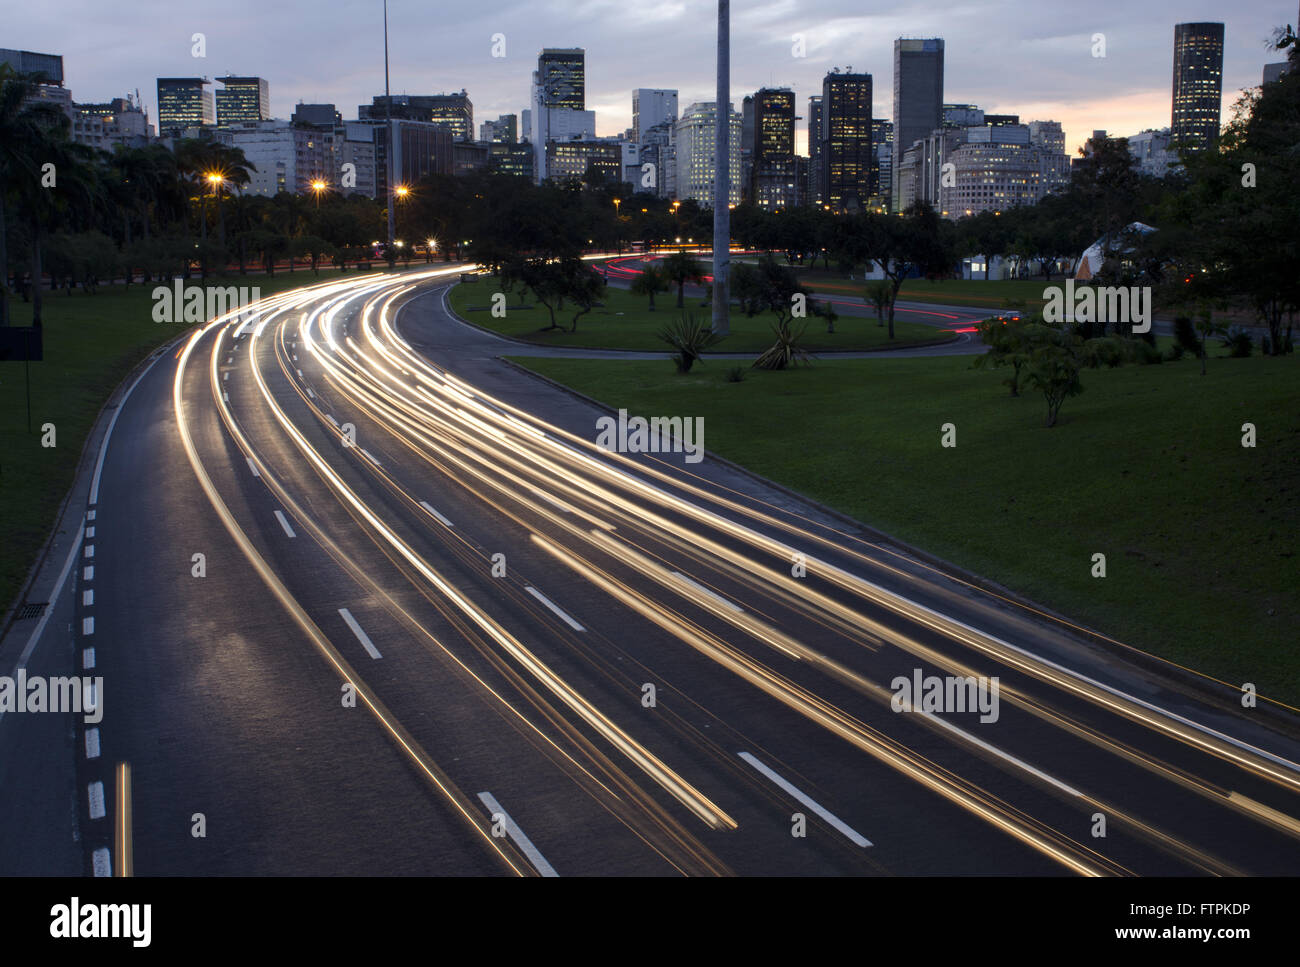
[6,0,1295,156]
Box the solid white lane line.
[273,510,297,538]
[88,781,106,820]
[524,587,585,632]
[85,728,100,759]
[82,648,95,670]
[83,566,94,581]
[476,792,558,877]
[917,710,1084,798]
[92,848,111,877]
[671,571,744,613]
[338,608,382,659]
[419,501,454,527]
[738,751,873,847]
[83,589,93,607]
[82,617,94,636]
[246,457,261,478]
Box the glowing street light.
[311,178,328,208]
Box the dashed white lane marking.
[419,501,454,527]
[338,608,382,659]
[293,354,298,362]
[223,391,229,402]
[86,510,96,522]
[85,526,95,539]
[223,371,229,381]
[246,457,261,478]
[274,510,297,538]
[82,648,95,670]
[83,566,94,581]
[85,727,100,759]
[88,781,106,820]
[532,489,569,511]
[83,589,94,607]
[306,387,315,399]
[671,571,744,614]
[738,751,873,848]
[917,709,1084,798]
[82,617,94,636]
[524,587,585,632]
[84,680,98,714]
[360,448,382,468]
[476,792,558,877]
[226,356,232,364]
[297,369,303,378]
[326,414,339,427]
[91,848,111,877]
[84,545,94,559]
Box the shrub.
[1219,326,1253,358]
[724,366,746,383]
[1165,342,1186,361]
[1173,316,1200,355]
[658,312,721,373]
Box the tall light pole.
[712,0,730,335]
[384,0,395,263]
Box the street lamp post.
[384,0,395,266]
[712,0,730,336]
[311,179,327,209]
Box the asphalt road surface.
[3,264,1297,877]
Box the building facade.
[751,87,797,210]
[821,71,873,213]
[892,38,944,211]
[157,77,214,133]
[674,101,742,207]
[1171,22,1224,151]
[215,76,270,126]
[632,88,677,144]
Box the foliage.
[658,312,720,373]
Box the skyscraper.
[892,38,944,211]
[535,48,585,111]
[531,48,593,181]
[632,89,677,144]
[821,70,873,213]
[675,101,742,207]
[807,95,823,205]
[157,77,215,133]
[215,76,270,126]
[751,88,796,210]
[360,92,474,142]
[1171,22,1224,152]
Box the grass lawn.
[0,267,352,616]
[449,275,954,353]
[792,271,1053,311]
[515,350,1300,706]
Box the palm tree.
[630,263,667,310]
[660,251,705,309]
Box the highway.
[5,264,1299,877]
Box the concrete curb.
[498,354,1300,742]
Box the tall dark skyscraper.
[808,95,823,205]
[892,38,944,211]
[360,92,474,142]
[157,77,215,132]
[751,87,796,210]
[1171,22,1224,152]
[821,70,873,213]
[215,76,270,126]
[535,48,585,110]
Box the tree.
[732,256,815,370]
[1025,337,1084,428]
[973,316,1033,396]
[661,250,705,309]
[630,263,668,310]
[864,280,891,327]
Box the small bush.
[1165,342,1186,361]
[724,366,746,383]
[1133,339,1163,365]
[1219,326,1253,358]
[658,312,721,373]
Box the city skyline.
[4,0,1292,159]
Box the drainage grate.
[16,601,48,620]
